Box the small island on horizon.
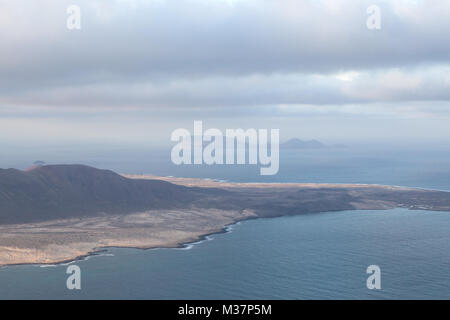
[0,164,449,267]
[281,138,347,149]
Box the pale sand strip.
[122,174,414,190]
[0,208,256,267]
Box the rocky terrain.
[1,165,450,266]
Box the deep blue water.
[0,209,449,299]
[0,145,450,299]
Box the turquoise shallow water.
[0,208,449,299]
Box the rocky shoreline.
[1,175,450,267]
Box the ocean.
[0,209,449,299]
[0,145,449,299]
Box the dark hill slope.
[1,164,450,225]
[0,165,210,224]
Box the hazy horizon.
[1,0,450,149]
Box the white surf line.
[38,252,115,268]
[175,221,243,251]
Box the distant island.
[0,164,449,266]
[281,138,347,149]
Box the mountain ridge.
[0,164,206,224]
[280,138,348,149]
[1,164,450,226]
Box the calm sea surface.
[0,209,449,299]
[0,146,449,299]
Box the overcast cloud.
[1,0,450,144]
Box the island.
[1,165,449,266]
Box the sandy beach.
[0,207,256,266]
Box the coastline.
[0,211,257,268]
[0,219,250,268]
[122,174,417,190]
[2,175,450,267]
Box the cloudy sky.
[1,0,450,146]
